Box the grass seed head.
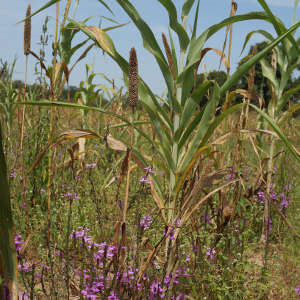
[24,4,31,56]
[128,47,138,108]
[162,33,175,80]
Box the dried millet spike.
[128,47,138,108]
[24,4,31,56]
[162,33,175,80]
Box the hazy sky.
[0,0,298,95]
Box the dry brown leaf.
[211,132,232,145]
[106,134,127,151]
[112,221,122,246]
[181,179,239,226]
[61,61,69,83]
[181,169,228,213]
[53,62,62,84]
[104,176,119,189]
[86,26,114,56]
[240,129,279,138]
[59,129,100,139]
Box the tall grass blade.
[249,103,300,162]
[257,0,300,56]
[115,0,173,91]
[18,0,60,23]
[221,18,300,96]
[157,0,190,51]
[181,0,197,20]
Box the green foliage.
[238,41,300,107]
[0,59,18,133]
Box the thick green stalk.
[165,15,188,290]
[0,123,18,299]
[168,16,188,221]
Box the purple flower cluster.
[279,193,290,211]
[206,247,216,260]
[64,192,80,199]
[201,212,212,225]
[140,214,152,229]
[139,176,151,184]
[86,163,97,169]
[70,226,93,248]
[264,217,272,234]
[79,265,140,299]
[15,234,24,251]
[148,267,189,299]
[10,169,17,178]
[255,190,266,204]
[18,262,32,273]
[93,242,117,265]
[295,285,300,296]
[139,166,154,185]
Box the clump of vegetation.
[0,0,300,299]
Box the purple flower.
[94,243,117,264]
[264,217,272,234]
[86,163,97,168]
[144,166,154,174]
[175,218,181,227]
[54,250,64,257]
[41,264,50,270]
[18,292,29,299]
[10,171,17,178]
[176,294,185,300]
[81,288,97,300]
[140,214,152,229]
[192,243,199,254]
[280,193,290,211]
[285,184,292,191]
[18,262,32,272]
[270,190,277,201]
[206,247,216,260]
[19,201,26,209]
[295,285,300,296]
[257,191,266,202]
[14,234,24,251]
[108,291,120,300]
[167,226,176,240]
[73,193,80,200]
[70,227,94,248]
[201,212,212,225]
[227,168,235,180]
[149,280,163,296]
[64,192,73,198]
[139,176,151,185]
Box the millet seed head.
[128,47,138,108]
[24,4,31,56]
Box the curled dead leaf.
[106,134,127,151]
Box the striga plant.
[17,0,300,283]
[4,0,299,298]
[70,0,300,279]
[231,0,300,275]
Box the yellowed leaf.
[59,129,100,139]
[106,134,127,151]
[86,26,114,56]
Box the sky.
[0,0,299,95]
